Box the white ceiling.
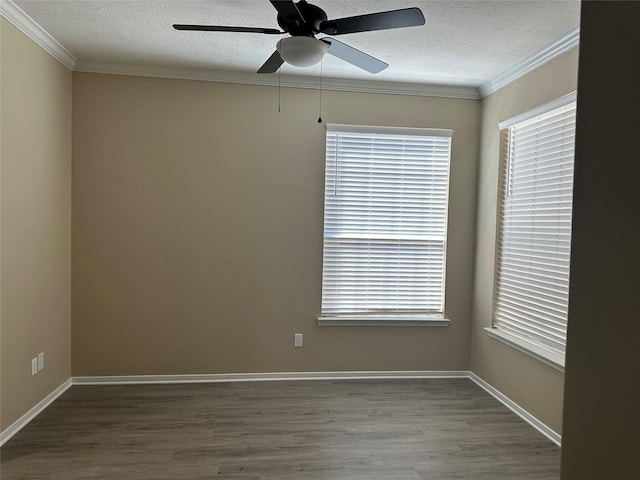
[12,0,580,89]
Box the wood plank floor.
[0,379,560,479]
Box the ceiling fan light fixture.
[276,36,328,67]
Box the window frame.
[487,92,577,368]
[317,124,453,327]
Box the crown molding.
[73,61,481,99]
[480,26,579,98]
[0,0,76,69]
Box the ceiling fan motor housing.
[276,1,327,36]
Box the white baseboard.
[469,372,562,446]
[1,371,560,449]
[72,370,469,385]
[0,378,72,447]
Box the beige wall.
[0,19,72,431]
[561,2,640,477]
[71,73,480,375]
[469,47,579,434]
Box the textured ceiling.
[13,0,581,87]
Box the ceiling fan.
[173,0,425,74]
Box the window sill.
[317,316,450,327]
[485,328,565,372]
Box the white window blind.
[494,98,577,354]
[320,124,452,319]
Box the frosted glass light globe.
[276,37,328,67]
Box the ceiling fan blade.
[319,7,425,35]
[257,50,285,74]
[173,24,283,34]
[269,0,304,23]
[321,38,388,74]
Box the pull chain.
[278,67,281,113]
[317,59,323,123]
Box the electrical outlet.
[38,352,44,371]
[31,357,38,376]
[294,333,303,347]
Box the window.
[318,124,452,326]
[491,94,577,365]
